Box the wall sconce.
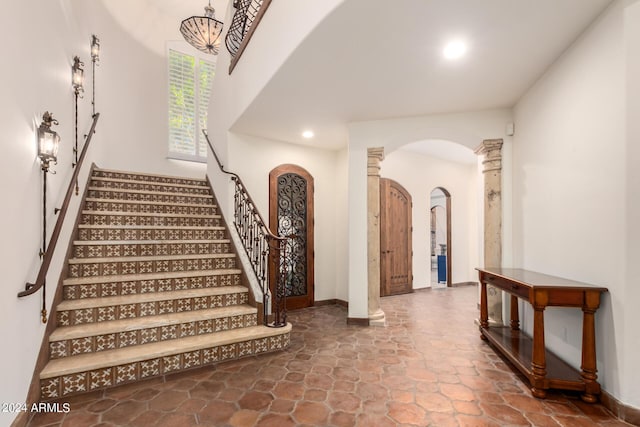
[72,56,84,194]
[72,56,85,95]
[90,35,100,116]
[36,111,60,324]
[37,112,60,172]
[91,35,100,61]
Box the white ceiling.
[400,139,477,165]
[100,0,230,56]
[100,0,612,158]
[229,0,613,149]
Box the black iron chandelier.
[180,0,224,55]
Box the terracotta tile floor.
[28,286,631,427]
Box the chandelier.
[180,1,224,55]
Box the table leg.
[531,304,547,398]
[581,291,601,403]
[480,279,488,339]
[510,295,519,330]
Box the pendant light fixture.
[180,1,224,55]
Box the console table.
[476,267,608,402]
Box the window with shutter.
[167,46,216,162]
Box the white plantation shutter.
[168,48,216,161]
[198,59,216,158]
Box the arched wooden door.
[269,164,314,310]
[380,178,413,296]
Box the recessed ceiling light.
[302,130,314,139]
[443,40,467,60]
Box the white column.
[475,139,504,324]
[367,147,386,326]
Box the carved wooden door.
[380,178,413,296]
[269,164,314,310]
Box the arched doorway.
[269,164,315,310]
[430,187,451,287]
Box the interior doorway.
[430,187,451,287]
[269,164,315,310]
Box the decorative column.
[475,139,504,324]
[367,147,386,326]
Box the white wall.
[0,2,97,424]
[347,109,513,320]
[0,2,211,422]
[381,150,478,288]
[623,0,640,408]
[70,0,206,179]
[513,0,637,408]
[334,148,350,301]
[227,133,347,303]
[206,0,346,223]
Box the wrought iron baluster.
[203,130,288,327]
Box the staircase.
[39,167,291,400]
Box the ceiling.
[228,0,613,150]
[100,0,612,161]
[100,0,230,56]
[400,139,477,165]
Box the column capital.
[475,139,503,173]
[367,147,385,176]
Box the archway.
[430,187,452,287]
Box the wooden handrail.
[18,113,100,298]
[228,0,273,74]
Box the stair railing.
[225,0,273,73]
[18,114,100,319]
[203,129,287,327]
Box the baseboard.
[347,317,370,326]
[451,281,478,287]
[600,390,640,426]
[314,299,348,308]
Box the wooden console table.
[477,267,608,402]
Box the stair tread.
[93,168,207,184]
[63,269,241,285]
[41,324,291,379]
[50,305,257,341]
[85,198,217,209]
[82,210,221,219]
[83,212,220,220]
[73,239,231,246]
[78,224,224,230]
[91,177,209,191]
[88,187,213,199]
[57,286,248,310]
[68,253,235,264]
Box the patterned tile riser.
[40,333,290,400]
[73,242,233,259]
[80,214,221,227]
[49,313,258,359]
[87,190,214,206]
[77,228,226,241]
[68,257,237,278]
[84,201,216,216]
[64,274,241,299]
[90,180,211,195]
[56,292,249,327]
[91,171,208,187]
